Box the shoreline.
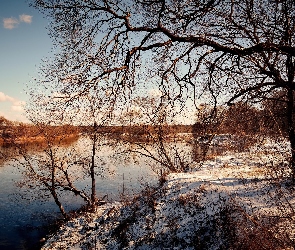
[41,138,294,249]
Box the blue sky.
[0,1,197,124]
[0,0,52,122]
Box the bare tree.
[31,0,295,178]
[77,89,115,211]
[18,81,117,217]
[116,95,191,178]
[10,123,85,220]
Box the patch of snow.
[42,139,295,249]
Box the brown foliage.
[0,117,79,146]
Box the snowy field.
[41,138,295,249]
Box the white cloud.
[0,92,15,102]
[19,14,32,24]
[3,14,33,29]
[3,17,19,29]
[0,92,25,121]
[0,110,28,122]
[11,101,25,112]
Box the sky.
[0,0,52,122]
[0,1,197,125]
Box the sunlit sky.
[0,1,198,124]
[0,0,52,122]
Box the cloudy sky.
[0,0,52,122]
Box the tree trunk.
[90,128,97,211]
[286,87,295,181]
[286,54,295,181]
[49,148,69,220]
[51,188,69,220]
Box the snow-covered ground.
[41,138,295,249]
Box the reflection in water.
[0,135,79,167]
[0,162,58,250]
[0,132,256,249]
[0,137,158,249]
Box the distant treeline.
[80,124,193,135]
[80,102,289,138]
[0,116,79,145]
[193,100,290,137]
[0,96,290,145]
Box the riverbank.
[0,133,79,146]
[41,138,295,249]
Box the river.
[0,137,159,249]
[0,133,232,250]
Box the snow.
[41,138,295,249]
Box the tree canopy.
[32,0,295,103]
[31,0,295,177]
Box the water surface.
[0,139,158,249]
